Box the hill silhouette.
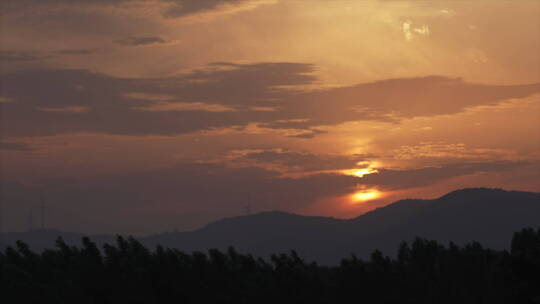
[2,188,539,264]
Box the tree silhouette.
[1,228,539,303]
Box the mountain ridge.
[2,187,539,264]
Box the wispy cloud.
[113,36,170,46]
[0,141,35,151]
[0,51,49,62]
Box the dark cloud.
[1,0,264,19]
[0,51,48,62]
[1,63,538,138]
[287,129,328,139]
[113,36,168,46]
[0,49,93,66]
[161,0,249,18]
[283,76,540,128]
[0,63,312,137]
[2,6,153,39]
[358,161,529,190]
[55,49,96,55]
[236,149,369,171]
[0,141,34,151]
[0,0,132,14]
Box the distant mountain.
[2,188,539,264]
[0,229,116,252]
[345,188,540,258]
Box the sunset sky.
[1,0,539,235]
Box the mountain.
[0,229,115,252]
[345,188,540,258]
[1,188,539,265]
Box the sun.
[342,168,379,178]
[351,189,380,203]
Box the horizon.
[1,187,536,236]
[1,0,539,235]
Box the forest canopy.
[2,228,540,304]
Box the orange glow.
[343,168,379,178]
[351,189,381,203]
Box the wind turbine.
[40,197,47,230]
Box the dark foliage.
[2,228,539,304]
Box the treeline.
[2,228,539,304]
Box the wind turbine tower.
[28,210,34,231]
[244,202,252,215]
[40,197,46,230]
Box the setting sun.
[343,168,379,178]
[351,190,381,203]
[0,0,538,301]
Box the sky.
[1,0,539,235]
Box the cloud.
[161,0,272,18]
[1,0,272,19]
[0,0,132,13]
[0,49,94,66]
[0,63,313,137]
[390,142,516,162]
[289,76,540,124]
[0,51,48,62]
[231,149,370,172]
[133,102,236,112]
[402,20,430,41]
[1,63,538,138]
[287,130,328,139]
[55,49,96,55]
[162,0,244,17]
[357,161,529,190]
[113,36,169,46]
[0,141,35,151]
[37,106,91,113]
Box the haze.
[1,0,539,235]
